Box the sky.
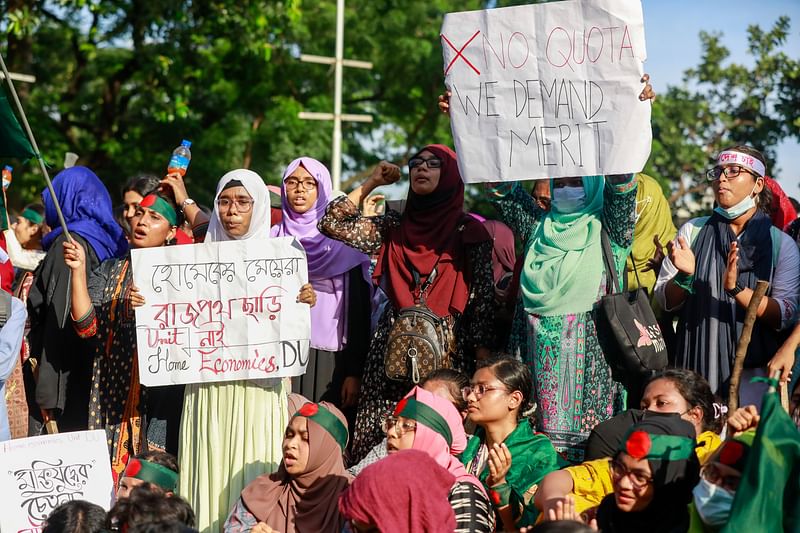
[642,0,800,194]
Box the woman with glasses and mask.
[655,145,800,405]
[459,357,564,531]
[382,386,493,533]
[596,414,700,533]
[178,169,317,533]
[270,158,371,429]
[688,430,754,532]
[319,145,494,465]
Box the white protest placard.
[0,430,114,532]
[441,0,650,182]
[131,237,310,386]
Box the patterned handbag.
[385,257,454,383]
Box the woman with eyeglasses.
[688,430,754,532]
[596,414,700,533]
[536,368,723,520]
[319,144,494,465]
[459,357,564,531]
[178,170,317,533]
[382,386,494,533]
[348,367,469,476]
[655,145,800,403]
[270,158,371,430]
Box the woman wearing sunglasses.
[319,145,494,465]
[655,145,800,404]
[460,357,564,531]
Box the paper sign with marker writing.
[441,0,650,182]
[131,237,310,386]
[0,430,115,533]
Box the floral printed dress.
[319,196,496,464]
[491,179,637,463]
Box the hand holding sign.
[441,0,651,183]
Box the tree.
[644,16,799,219]
[1,0,493,209]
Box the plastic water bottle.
[2,166,12,190]
[167,140,192,176]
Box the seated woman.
[595,414,700,533]
[224,401,351,533]
[384,386,493,533]
[460,357,564,531]
[339,449,457,533]
[536,368,723,518]
[655,145,800,403]
[348,367,469,476]
[689,430,755,532]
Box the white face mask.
[714,185,758,220]
[552,186,586,213]
[693,478,735,527]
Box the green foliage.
[644,17,799,218]
[0,0,490,209]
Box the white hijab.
[206,169,271,242]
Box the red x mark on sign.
[441,30,482,76]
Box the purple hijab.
[271,157,370,351]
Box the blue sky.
[642,0,800,194]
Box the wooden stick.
[0,51,72,241]
[728,280,770,412]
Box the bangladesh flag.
[0,94,34,159]
[721,378,800,532]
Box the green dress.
[491,179,637,463]
[460,421,566,528]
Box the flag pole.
[0,51,71,241]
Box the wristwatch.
[726,282,745,297]
[180,198,196,212]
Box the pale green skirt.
[178,379,287,533]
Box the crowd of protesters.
[0,73,798,533]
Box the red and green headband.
[393,396,453,447]
[621,429,695,462]
[140,194,178,226]
[22,208,44,225]
[296,402,348,451]
[123,458,179,492]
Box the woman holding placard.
[177,169,316,533]
[62,190,184,482]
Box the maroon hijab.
[338,449,456,533]
[373,144,489,317]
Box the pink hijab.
[399,386,487,497]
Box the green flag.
[0,94,35,159]
[721,378,800,532]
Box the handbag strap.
[599,228,622,295]
[409,251,445,304]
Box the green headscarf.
[521,175,605,316]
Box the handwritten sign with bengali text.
[131,237,311,386]
[0,430,115,533]
[441,0,650,182]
